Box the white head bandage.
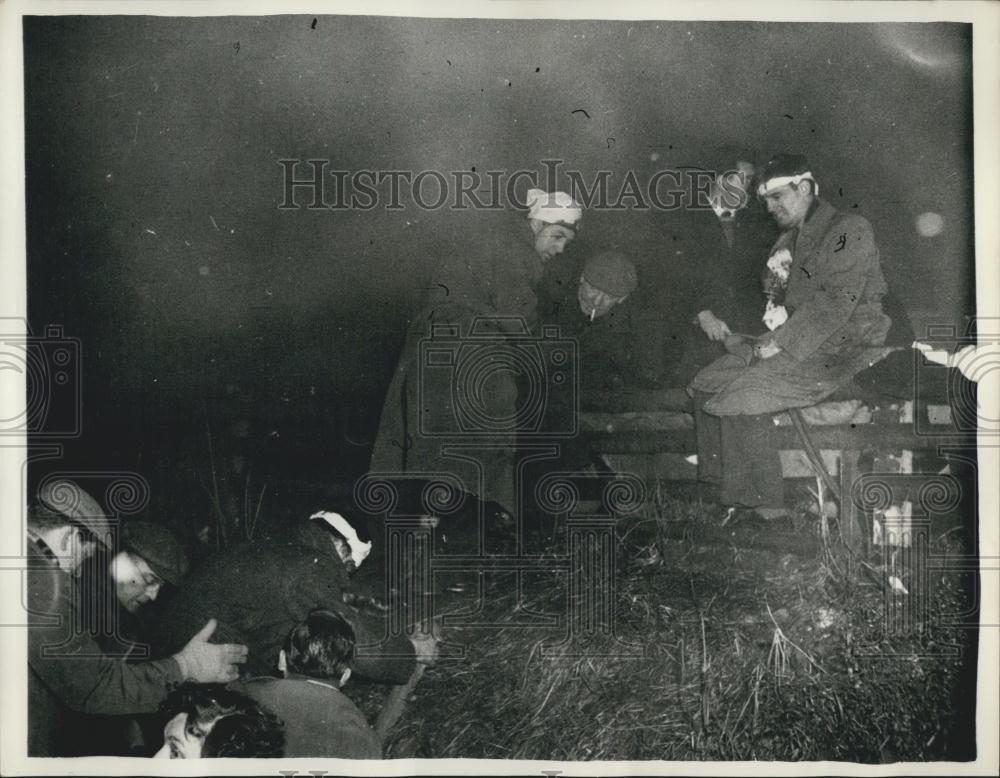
[310,511,372,568]
[525,188,583,227]
[757,172,818,198]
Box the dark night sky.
[23,15,973,462]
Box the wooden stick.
[375,663,426,741]
[788,408,840,499]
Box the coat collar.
[28,530,58,564]
[242,672,342,691]
[286,672,342,692]
[792,197,836,256]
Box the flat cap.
[582,251,638,298]
[121,521,189,586]
[38,479,113,549]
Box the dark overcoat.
[150,531,416,684]
[656,204,778,382]
[232,674,382,758]
[369,212,546,512]
[27,538,183,755]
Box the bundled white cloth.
[525,188,583,226]
[913,341,998,383]
[310,511,372,568]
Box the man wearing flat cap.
[538,248,650,378]
[570,250,656,390]
[370,188,583,520]
[527,250,644,487]
[62,521,192,755]
[26,479,248,756]
[113,522,189,617]
[690,154,891,519]
[576,250,639,322]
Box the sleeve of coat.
[771,216,878,361]
[691,247,732,320]
[344,602,418,685]
[27,564,183,714]
[491,260,539,334]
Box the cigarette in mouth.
[590,308,596,322]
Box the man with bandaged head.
[151,513,423,684]
[370,188,583,519]
[689,154,891,520]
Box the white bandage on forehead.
[310,511,372,568]
[757,172,818,198]
[525,188,583,226]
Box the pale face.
[111,551,163,614]
[530,221,576,262]
[330,536,356,574]
[763,181,813,229]
[577,277,626,319]
[154,712,206,759]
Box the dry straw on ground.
[349,494,976,762]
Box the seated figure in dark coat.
[690,154,892,519]
[656,149,778,385]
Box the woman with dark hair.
[153,684,284,759]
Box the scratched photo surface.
[14,10,989,770]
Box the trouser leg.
[718,413,785,509]
[691,390,722,485]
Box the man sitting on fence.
[689,154,892,521]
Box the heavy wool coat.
[150,529,416,684]
[672,204,778,335]
[27,538,184,756]
[233,674,382,758]
[369,212,546,512]
[691,198,892,414]
[657,204,778,383]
